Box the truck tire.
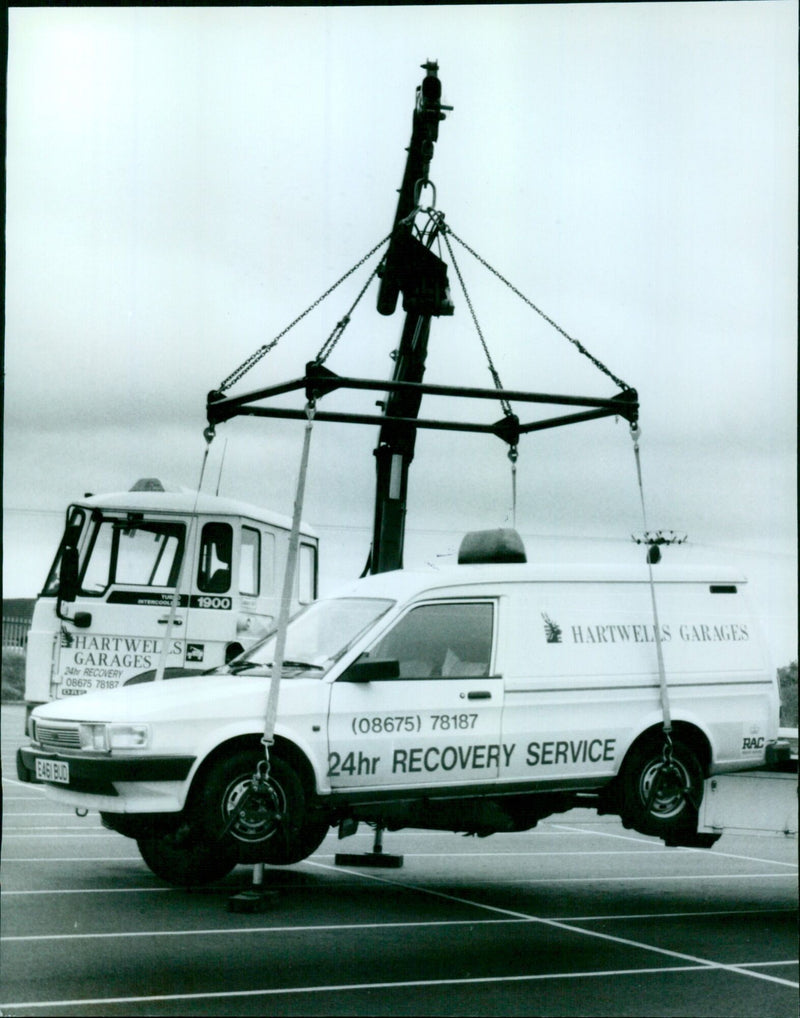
[620,735,704,839]
[202,749,329,866]
[137,826,238,886]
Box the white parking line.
[2,886,176,896]
[3,908,796,942]
[3,960,798,1012]
[1,856,142,862]
[551,822,800,868]
[307,860,800,989]
[3,833,117,839]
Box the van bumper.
[17,746,195,797]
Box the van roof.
[329,561,748,601]
[74,490,317,537]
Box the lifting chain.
[313,259,384,365]
[217,233,392,393]
[444,226,632,393]
[438,219,513,420]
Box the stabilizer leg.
[227,862,280,912]
[335,825,403,868]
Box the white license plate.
[35,758,70,784]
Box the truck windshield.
[43,509,185,598]
[228,597,394,677]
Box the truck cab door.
[48,511,190,698]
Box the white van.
[18,530,781,885]
[24,480,318,707]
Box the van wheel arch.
[189,733,320,805]
[617,723,710,838]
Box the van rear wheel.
[620,736,704,838]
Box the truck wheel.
[203,749,329,866]
[137,825,237,886]
[620,736,704,838]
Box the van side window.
[364,602,494,679]
[198,522,232,594]
[262,532,275,595]
[297,543,317,605]
[240,527,260,596]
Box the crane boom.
[369,61,453,574]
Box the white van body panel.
[22,557,779,850]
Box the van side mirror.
[339,659,400,683]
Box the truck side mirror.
[339,659,400,683]
[56,545,80,621]
[59,545,80,602]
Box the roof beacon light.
[458,528,527,565]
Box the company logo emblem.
[186,644,205,662]
[542,613,562,644]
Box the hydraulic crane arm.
[369,61,453,575]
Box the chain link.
[313,259,383,365]
[217,233,392,393]
[445,226,631,392]
[440,227,512,419]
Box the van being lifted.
[24,479,318,708]
[18,529,786,886]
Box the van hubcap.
[221,775,285,843]
[639,758,690,818]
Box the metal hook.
[413,178,436,208]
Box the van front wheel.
[202,749,329,866]
[620,736,704,838]
[137,826,237,886]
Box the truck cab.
[24,480,318,707]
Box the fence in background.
[3,617,31,649]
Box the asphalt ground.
[2,702,797,1017]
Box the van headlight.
[108,724,150,750]
[78,723,150,752]
[79,723,109,752]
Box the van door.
[327,600,503,789]
[51,510,190,697]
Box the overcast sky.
[4,4,797,662]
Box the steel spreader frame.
[206,363,639,448]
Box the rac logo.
[742,736,765,751]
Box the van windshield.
[227,597,394,677]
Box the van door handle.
[157,616,183,626]
[467,690,491,700]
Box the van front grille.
[35,723,81,752]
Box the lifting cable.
[216,233,392,394]
[262,399,317,760]
[217,398,319,854]
[438,217,519,525]
[153,433,215,682]
[630,423,681,806]
[443,224,633,393]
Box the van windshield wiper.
[227,659,323,674]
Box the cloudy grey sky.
[4,4,797,661]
